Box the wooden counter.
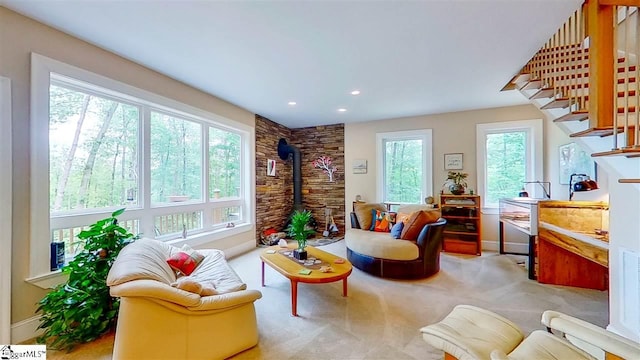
[537,224,608,290]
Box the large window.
[31,54,253,279]
[376,130,433,206]
[476,119,543,212]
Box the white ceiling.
[2,0,582,128]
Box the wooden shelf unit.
[439,194,481,255]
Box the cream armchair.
[107,238,262,360]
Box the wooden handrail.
[618,179,640,183]
[599,0,640,6]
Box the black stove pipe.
[277,138,303,211]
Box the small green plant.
[36,208,137,351]
[446,171,468,187]
[445,171,468,195]
[286,210,316,250]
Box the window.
[476,119,543,213]
[30,54,254,279]
[376,130,433,206]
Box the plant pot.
[449,184,465,195]
[293,249,307,260]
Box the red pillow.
[167,245,204,275]
[400,210,440,240]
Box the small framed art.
[444,153,463,170]
[352,159,367,174]
[267,159,276,176]
[558,143,595,184]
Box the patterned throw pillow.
[400,210,441,240]
[370,210,397,232]
[167,244,205,276]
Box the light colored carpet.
[304,236,344,247]
[43,240,608,359]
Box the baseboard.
[11,315,43,344]
[225,239,258,259]
[482,240,528,255]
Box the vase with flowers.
[445,171,468,195]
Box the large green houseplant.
[36,208,137,351]
[286,210,316,260]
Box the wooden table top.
[260,244,352,284]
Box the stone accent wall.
[255,115,292,243]
[255,115,345,244]
[292,125,345,237]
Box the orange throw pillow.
[400,210,441,240]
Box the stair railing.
[506,1,639,157]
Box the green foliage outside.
[486,131,526,204]
[209,127,241,198]
[36,209,137,351]
[286,210,316,250]
[384,139,423,203]
[49,83,242,212]
[49,84,139,212]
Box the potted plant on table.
[287,210,316,260]
[445,171,468,195]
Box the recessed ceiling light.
[288,101,297,106]
[337,108,347,112]
[351,90,361,95]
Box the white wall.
[608,176,640,342]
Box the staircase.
[503,1,640,183]
[503,0,640,342]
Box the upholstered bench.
[345,203,446,279]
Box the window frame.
[29,53,255,282]
[1,76,13,342]
[375,129,433,204]
[476,119,543,214]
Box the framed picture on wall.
[444,153,463,170]
[558,142,596,184]
[267,159,276,176]
[352,159,367,174]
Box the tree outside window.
[377,130,433,206]
[485,131,526,205]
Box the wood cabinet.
[439,194,481,255]
[537,225,608,290]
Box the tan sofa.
[346,204,446,279]
[107,238,262,360]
